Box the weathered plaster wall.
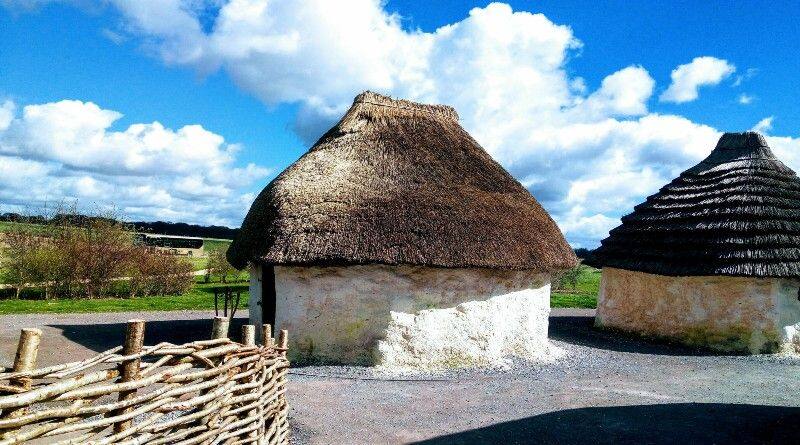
[248,264,263,340]
[596,267,800,353]
[271,264,553,366]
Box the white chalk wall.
[597,267,800,353]
[261,264,552,367]
[248,264,263,338]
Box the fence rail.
[0,318,290,444]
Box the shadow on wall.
[412,403,800,445]
[548,313,733,356]
[48,317,250,352]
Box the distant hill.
[0,212,239,240]
[132,221,239,240]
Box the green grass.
[0,282,249,314]
[0,221,46,234]
[550,265,600,308]
[203,239,232,251]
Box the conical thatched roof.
[586,131,800,278]
[228,91,576,271]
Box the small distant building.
[135,233,204,257]
[228,91,576,368]
[587,132,800,353]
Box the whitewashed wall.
[597,267,800,353]
[248,264,263,338]
[259,264,552,367]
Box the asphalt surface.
[1,308,798,444]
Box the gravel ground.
[2,309,799,444]
[287,309,800,445]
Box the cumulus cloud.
[738,93,754,105]
[6,1,800,246]
[0,1,745,245]
[659,56,736,103]
[0,99,270,226]
[752,116,774,133]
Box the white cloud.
[572,66,655,118]
[6,1,800,246]
[0,99,270,226]
[0,100,15,131]
[74,1,800,245]
[752,116,774,133]
[738,93,754,104]
[732,67,758,87]
[659,56,736,103]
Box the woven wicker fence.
[0,317,290,445]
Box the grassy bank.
[551,265,600,309]
[0,281,249,314]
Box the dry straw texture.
[0,324,289,445]
[587,132,800,278]
[228,91,576,272]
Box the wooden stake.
[277,330,288,357]
[11,328,41,390]
[241,325,256,346]
[211,316,230,340]
[3,328,42,418]
[261,324,272,347]
[113,319,145,434]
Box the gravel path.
[287,309,800,444]
[1,308,799,444]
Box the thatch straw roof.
[585,132,800,278]
[228,91,576,272]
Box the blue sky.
[1,1,799,246]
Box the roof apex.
[352,91,459,121]
[715,131,768,150]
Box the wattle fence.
[0,318,290,444]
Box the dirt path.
[1,309,798,444]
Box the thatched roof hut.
[587,132,800,353]
[230,91,575,368]
[228,91,575,272]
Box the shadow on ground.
[413,403,800,445]
[49,317,249,352]
[548,314,730,356]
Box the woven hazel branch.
[0,321,290,445]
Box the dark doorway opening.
[262,265,277,327]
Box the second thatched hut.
[587,132,800,353]
[228,91,576,369]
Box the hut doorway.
[262,265,277,327]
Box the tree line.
[1,216,194,299]
[0,213,239,240]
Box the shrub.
[1,210,195,299]
[554,264,583,291]
[206,245,236,283]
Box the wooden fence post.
[211,316,230,339]
[113,319,145,434]
[261,324,272,347]
[3,328,42,419]
[11,328,41,390]
[241,325,255,346]
[277,330,288,357]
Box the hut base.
[376,286,561,372]
[596,267,800,354]
[251,264,558,367]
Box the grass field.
[1,219,597,313]
[551,265,600,308]
[0,281,249,314]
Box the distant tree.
[554,264,583,291]
[0,205,194,299]
[207,246,236,283]
[573,248,591,259]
